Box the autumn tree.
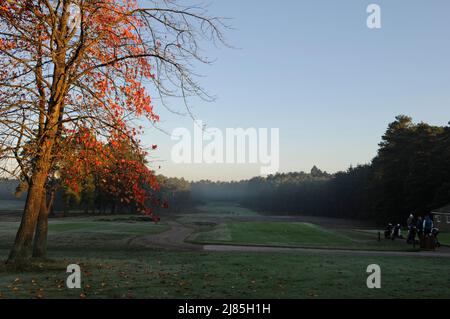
[28,128,161,258]
[0,0,225,264]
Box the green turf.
[176,202,260,226]
[1,212,448,299]
[0,216,169,250]
[191,201,259,217]
[188,221,418,251]
[439,233,450,246]
[0,200,24,210]
[0,248,449,299]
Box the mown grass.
[439,233,450,246]
[188,201,259,218]
[1,211,449,299]
[188,221,419,251]
[1,247,450,299]
[0,200,24,211]
[0,215,169,250]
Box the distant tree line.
[2,116,448,223]
[0,174,196,216]
[57,173,196,215]
[153,175,198,213]
[190,116,450,224]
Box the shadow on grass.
[1,258,68,273]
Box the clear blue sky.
[143,0,450,181]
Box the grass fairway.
[182,201,260,219]
[188,221,417,251]
[0,216,169,250]
[0,200,24,211]
[439,233,450,246]
[0,213,448,299]
[1,248,449,299]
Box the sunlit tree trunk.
[33,189,56,259]
[8,62,67,263]
[7,145,53,263]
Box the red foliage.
[59,128,161,218]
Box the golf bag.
[432,227,441,248]
[385,223,393,239]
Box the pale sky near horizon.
[142,0,450,182]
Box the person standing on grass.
[423,215,434,236]
[407,214,414,236]
[406,214,416,244]
[416,216,423,236]
[407,214,414,228]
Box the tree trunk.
[32,189,55,259]
[7,16,69,263]
[7,156,51,263]
[32,192,49,259]
[8,95,63,263]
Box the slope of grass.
[0,200,24,211]
[188,221,417,251]
[1,248,449,299]
[191,201,260,217]
[0,216,169,250]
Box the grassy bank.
[188,221,418,251]
[0,215,169,250]
[1,247,449,299]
